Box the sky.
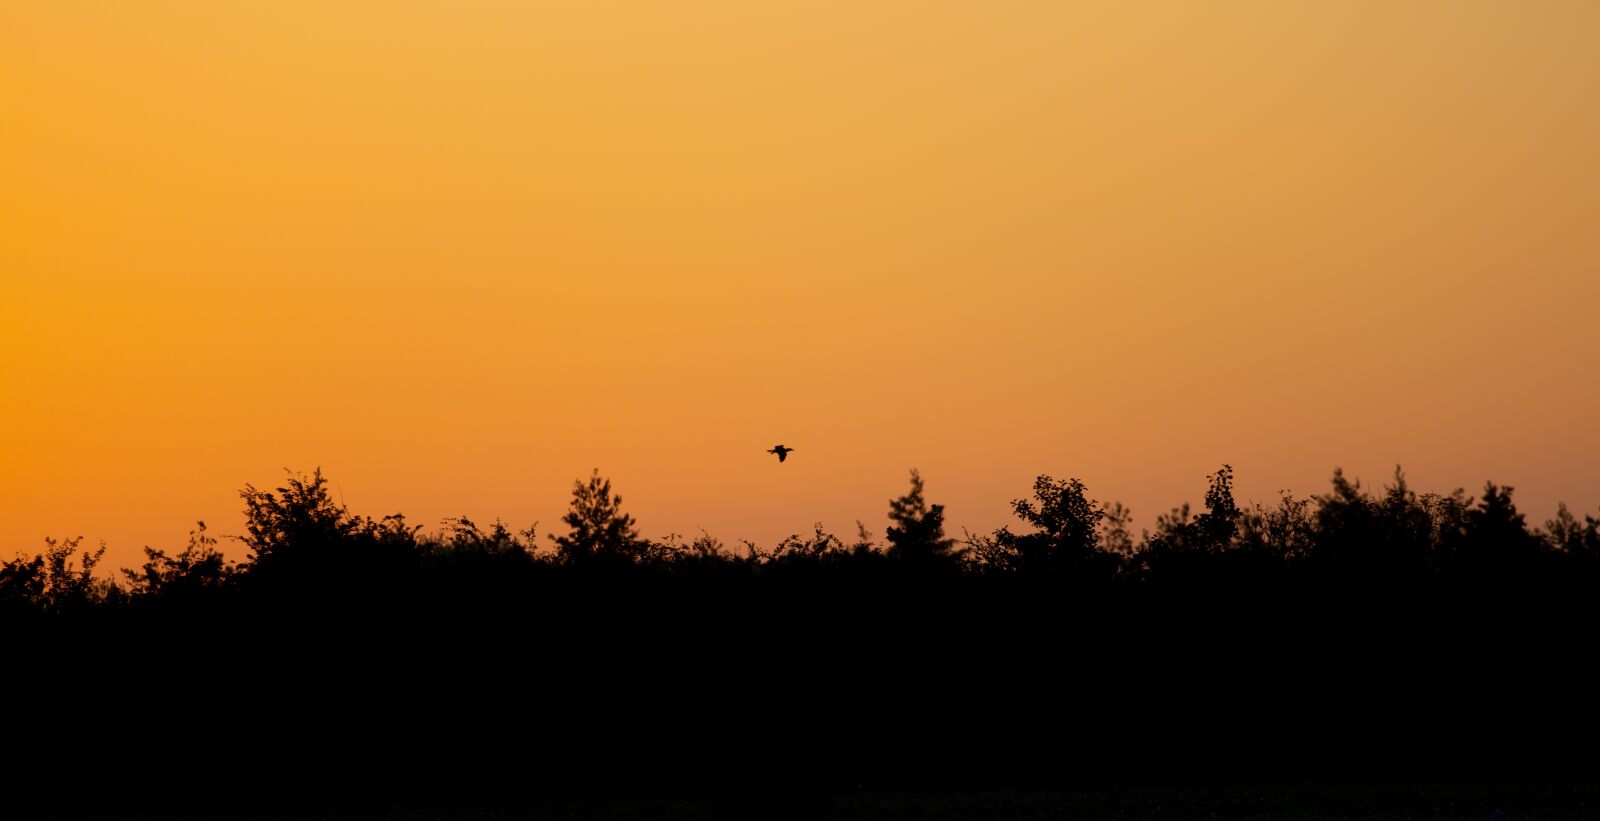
[4,1,1598,570]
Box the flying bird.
[767,445,795,463]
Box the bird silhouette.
[767,445,795,463]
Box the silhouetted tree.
[1098,502,1137,557]
[122,521,234,600]
[1378,468,1433,551]
[1309,467,1371,562]
[1195,465,1240,547]
[239,469,363,570]
[885,469,956,565]
[551,470,645,564]
[1236,491,1315,561]
[1146,466,1239,555]
[1545,503,1600,558]
[970,475,1118,582]
[236,469,423,593]
[0,536,106,613]
[1458,481,1547,571]
[1306,467,1436,580]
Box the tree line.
[5,464,1599,614]
[5,465,1600,816]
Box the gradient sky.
[4,1,1598,570]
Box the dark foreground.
[23,781,1600,820]
[8,586,1597,819]
[5,468,1599,818]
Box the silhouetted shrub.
[1145,465,1239,555]
[1235,491,1315,561]
[967,474,1120,585]
[884,469,957,567]
[0,535,106,614]
[1458,481,1549,572]
[121,521,234,602]
[550,469,647,565]
[1546,502,1600,557]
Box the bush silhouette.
[2,462,1599,816]
[551,469,646,565]
[884,469,957,566]
[1546,502,1600,558]
[121,521,234,603]
[968,473,1120,584]
[0,535,105,614]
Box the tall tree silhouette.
[551,470,644,564]
[1194,464,1240,548]
[885,469,956,565]
[1459,482,1546,571]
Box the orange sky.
[4,1,1598,570]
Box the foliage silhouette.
[551,469,646,565]
[4,463,1600,816]
[1547,502,1600,558]
[0,534,105,615]
[121,521,234,600]
[884,469,957,566]
[966,474,1119,584]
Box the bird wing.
[777,451,787,462]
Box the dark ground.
[63,780,1600,821]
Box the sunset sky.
[4,1,1598,570]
